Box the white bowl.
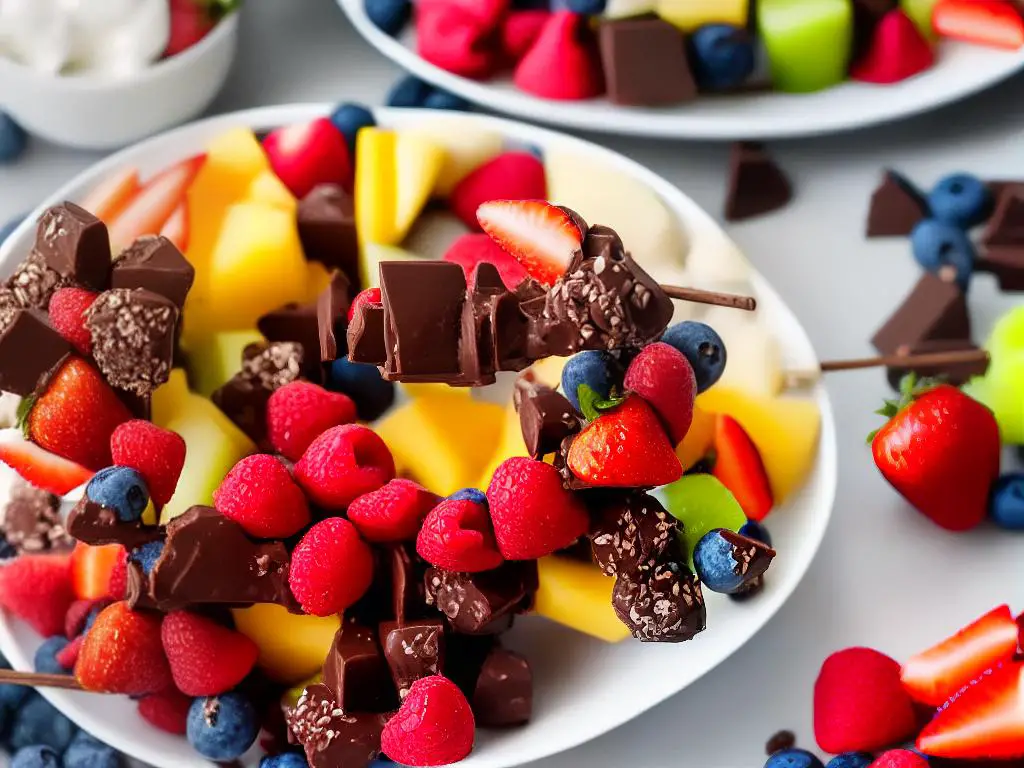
[0,105,837,768]
[0,13,238,151]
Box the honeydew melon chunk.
[183,330,264,397]
[758,0,854,93]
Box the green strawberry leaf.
[207,0,242,19]
[595,394,626,412]
[577,384,602,422]
[15,394,35,437]
[868,373,949,443]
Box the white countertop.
[2,2,1023,766]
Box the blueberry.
[260,753,309,768]
[566,0,605,13]
[661,321,727,393]
[449,488,487,505]
[693,529,744,594]
[423,89,471,112]
[824,754,873,768]
[187,693,260,761]
[739,519,771,547]
[326,358,395,421]
[989,473,1024,530]
[84,604,104,632]
[364,0,411,36]
[910,219,975,289]
[561,350,615,412]
[928,173,992,229]
[0,533,17,560]
[85,466,149,522]
[129,540,165,575]
[63,730,123,768]
[0,111,28,164]
[689,24,756,92]
[33,636,70,675]
[386,75,434,108]
[0,212,27,247]
[10,745,60,768]
[329,103,376,156]
[0,679,29,710]
[765,748,826,768]
[9,692,78,752]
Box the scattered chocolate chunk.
[111,235,195,308]
[589,492,677,578]
[379,618,445,698]
[298,185,361,291]
[0,479,71,554]
[598,18,697,107]
[425,562,538,635]
[514,375,582,459]
[258,302,324,382]
[886,338,989,391]
[322,622,397,712]
[316,271,351,362]
[66,497,163,550]
[0,309,71,397]
[978,247,1024,291]
[866,169,929,237]
[718,529,776,588]
[724,142,793,222]
[286,684,387,768]
[33,202,111,290]
[982,186,1024,248]
[444,633,496,699]
[86,288,178,396]
[8,251,67,310]
[765,729,796,755]
[871,273,970,355]
[612,556,706,642]
[472,645,532,727]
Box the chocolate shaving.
[0,479,71,554]
[286,684,388,768]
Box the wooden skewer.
[660,285,757,311]
[785,348,990,389]
[0,668,83,691]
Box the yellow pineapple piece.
[355,128,398,245]
[305,260,334,303]
[232,605,340,685]
[657,0,748,31]
[401,121,503,197]
[247,169,296,212]
[394,131,445,240]
[534,556,629,643]
[675,403,716,470]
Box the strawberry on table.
[0,434,92,496]
[476,200,585,286]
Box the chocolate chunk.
[34,203,111,290]
[0,289,20,334]
[379,618,446,698]
[724,142,793,222]
[871,273,970,355]
[886,338,989,391]
[978,246,1024,291]
[66,497,163,550]
[0,309,71,396]
[982,186,1024,248]
[514,376,581,459]
[316,272,351,362]
[111,235,195,308]
[258,302,324,382]
[866,170,929,237]
[986,179,1024,201]
[611,556,705,642]
[472,645,532,727]
[125,560,160,610]
[728,574,765,602]
[322,623,397,712]
[717,529,775,590]
[86,288,178,396]
[445,633,497,699]
[0,479,71,554]
[425,562,537,635]
[766,729,796,755]
[589,492,677,578]
[598,18,696,106]
[7,251,67,310]
[346,302,386,365]
[286,684,387,768]
[298,185,361,291]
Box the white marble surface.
[1,1,1023,766]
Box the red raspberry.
[486,457,589,560]
[55,634,84,670]
[348,287,382,323]
[48,287,98,355]
[213,454,311,539]
[266,381,357,462]
[870,751,929,768]
[64,597,110,638]
[289,517,374,616]
[161,610,259,696]
[294,424,395,510]
[110,420,187,507]
[138,689,192,735]
[347,478,439,542]
[416,498,504,572]
[450,152,546,231]
[75,601,172,695]
[0,554,75,636]
[623,342,696,445]
[106,546,129,600]
[382,675,475,766]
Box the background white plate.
[0,105,836,768]
[337,0,1024,141]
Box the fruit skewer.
[0,668,84,691]
[784,348,990,388]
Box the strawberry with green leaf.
[165,0,241,58]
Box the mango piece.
[355,128,399,245]
[232,604,340,685]
[758,0,853,93]
[359,242,423,290]
[697,386,821,503]
[375,395,504,496]
[404,383,471,399]
[534,556,629,643]
[305,260,334,303]
[401,122,504,197]
[247,169,296,212]
[663,473,745,568]
[657,0,748,31]
[183,330,263,397]
[395,131,445,240]
[675,404,716,470]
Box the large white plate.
[337,0,1024,140]
[0,105,836,767]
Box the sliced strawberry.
[917,663,1024,760]
[902,605,1020,706]
[79,167,141,224]
[70,542,127,601]
[107,155,205,249]
[443,233,530,290]
[0,435,93,495]
[159,201,189,252]
[476,200,583,286]
[711,414,773,521]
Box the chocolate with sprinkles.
[286,683,388,768]
[589,492,677,578]
[612,554,706,642]
[0,478,71,554]
[8,251,68,310]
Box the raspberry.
[870,750,929,768]
[161,611,259,696]
[450,153,546,230]
[623,342,696,445]
[138,689,192,735]
[64,598,109,638]
[48,287,98,355]
[294,424,395,510]
[110,420,187,507]
[289,517,374,616]
[416,498,504,572]
[55,634,84,670]
[347,478,439,542]
[381,675,475,766]
[348,287,382,323]
[0,554,74,636]
[266,381,357,462]
[213,454,310,539]
[75,601,172,695]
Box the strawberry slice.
[917,663,1024,760]
[80,167,141,224]
[476,200,584,286]
[902,605,1020,706]
[443,233,530,290]
[0,434,93,495]
[711,414,773,521]
[159,201,189,251]
[70,542,127,601]
[107,155,206,250]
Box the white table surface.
[2,2,1023,766]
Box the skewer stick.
[0,668,83,691]
[660,285,757,311]
[785,348,989,389]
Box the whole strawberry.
[871,380,1000,531]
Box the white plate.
[0,105,836,768]
[337,0,1024,141]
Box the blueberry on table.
[561,350,616,413]
[910,219,976,289]
[693,528,774,594]
[187,692,260,761]
[423,89,471,112]
[825,754,874,768]
[33,636,70,674]
[989,473,1024,530]
[364,0,412,36]
[765,748,826,768]
[326,358,395,421]
[8,692,78,753]
[928,172,993,229]
[387,75,435,108]
[660,321,727,393]
[10,746,61,768]
[329,103,376,155]
[689,24,756,92]
[0,111,28,164]
[63,730,123,768]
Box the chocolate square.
[978,246,1024,291]
[866,170,928,237]
[379,618,446,697]
[298,185,361,292]
[598,18,696,107]
[0,309,71,396]
[982,187,1024,248]
[724,142,793,222]
[322,622,397,712]
[347,303,387,365]
[111,235,195,308]
[424,562,537,635]
[316,272,351,362]
[472,646,532,727]
[871,273,970,355]
[34,202,111,290]
[258,302,323,381]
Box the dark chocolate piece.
[111,236,194,307]
[728,574,765,602]
[34,202,111,291]
[514,375,582,459]
[986,179,1024,201]
[316,272,351,362]
[346,302,386,365]
[589,492,677,578]
[871,273,970,355]
[322,623,397,712]
[598,18,696,106]
[472,645,532,727]
[766,730,796,755]
[611,555,705,642]
[286,684,387,768]
[0,479,71,554]
[86,288,178,396]
[258,302,324,382]
[125,560,159,610]
[298,185,361,291]
[7,251,68,310]
[866,170,929,237]
[978,246,1024,291]
[0,289,20,334]
[445,633,497,699]
[379,618,445,698]
[724,142,793,222]
[0,309,71,396]
[718,529,775,590]
[425,562,537,635]
[66,497,163,550]
[886,338,989,391]
[982,186,1024,248]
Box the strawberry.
[213,454,311,539]
[347,478,439,542]
[348,287,382,323]
[48,288,98,355]
[901,605,1019,706]
[110,420,187,507]
[416,497,504,572]
[566,397,682,488]
[294,424,396,510]
[26,357,133,471]
[416,1,501,79]
[712,414,773,521]
[476,200,584,286]
[513,11,604,100]
[851,9,935,84]
[80,167,141,224]
[869,750,929,768]
[159,201,189,252]
[65,598,101,638]
[56,634,84,670]
[917,663,1024,759]
[933,0,1024,51]
[381,675,475,766]
[266,381,357,462]
[161,610,258,696]
[443,233,529,291]
[75,601,172,695]
[165,0,238,58]
[138,689,192,735]
[449,153,547,231]
[502,10,551,63]
[106,546,130,600]
[0,554,74,636]
[289,517,375,616]
[107,155,205,249]
[0,435,93,496]
[263,118,353,198]
[70,543,129,600]
[871,380,1000,531]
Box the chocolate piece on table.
[425,562,538,635]
[111,235,195,307]
[379,618,446,698]
[297,185,361,291]
[322,623,397,712]
[472,645,532,727]
[0,479,71,554]
[865,169,929,237]
[886,338,989,391]
[589,492,677,578]
[612,555,706,642]
[286,684,387,768]
[86,288,178,396]
[598,18,696,106]
[34,202,111,291]
[724,142,793,222]
[765,730,796,756]
[514,375,582,459]
[978,247,1024,291]
[346,302,386,365]
[7,251,68,310]
[0,309,71,397]
[316,271,351,362]
[982,185,1024,248]
[871,273,970,355]
[258,302,324,382]
[66,497,163,550]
